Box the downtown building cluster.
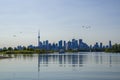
[37,39,89,51]
[35,39,112,52]
[36,31,89,51]
[27,31,112,52]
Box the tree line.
[105,44,120,52]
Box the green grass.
[0,50,55,54]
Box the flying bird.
[13,35,16,37]
[82,26,85,28]
[82,26,91,29]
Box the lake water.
[0,52,120,80]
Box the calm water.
[0,52,120,80]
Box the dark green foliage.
[8,47,13,51]
[2,47,7,52]
[105,44,120,53]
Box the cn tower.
[38,30,40,47]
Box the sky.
[0,0,120,47]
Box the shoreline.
[0,56,12,59]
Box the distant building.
[100,42,103,49]
[67,41,72,50]
[109,40,112,48]
[0,48,2,51]
[63,41,66,50]
[94,42,99,49]
[58,40,62,49]
[28,45,35,49]
[78,39,89,50]
[17,46,24,50]
[79,39,83,49]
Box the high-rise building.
[94,42,99,49]
[100,42,103,49]
[59,40,63,49]
[75,40,78,49]
[109,40,112,48]
[46,40,49,50]
[64,41,66,50]
[79,39,83,49]
[72,39,76,49]
[67,41,72,50]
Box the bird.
[82,26,85,28]
[13,35,16,37]
[82,26,91,29]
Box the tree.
[23,46,27,50]
[119,44,120,50]
[14,47,18,51]
[8,47,13,51]
[2,47,7,51]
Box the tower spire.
[38,30,40,47]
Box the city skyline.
[0,30,112,51]
[36,30,112,52]
[0,0,120,47]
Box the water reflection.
[0,53,120,80]
[13,54,36,60]
[38,53,120,72]
[38,54,86,72]
[1,53,120,71]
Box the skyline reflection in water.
[0,52,120,80]
[38,52,120,72]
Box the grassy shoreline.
[0,50,55,54]
[0,49,120,54]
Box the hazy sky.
[0,0,120,47]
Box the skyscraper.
[100,42,103,49]
[79,39,83,49]
[59,40,63,49]
[109,40,112,48]
[63,41,66,50]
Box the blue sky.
[0,0,120,47]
